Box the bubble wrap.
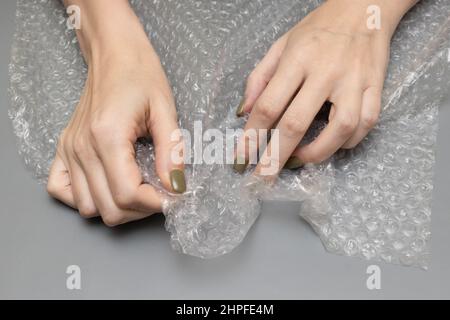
[8,0,450,268]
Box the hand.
[235,0,418,176]
[47,1,185,226]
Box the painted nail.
[233,156,248,173]
[170,169,186,193]
[236,99,245,117]
[284,156,304,170]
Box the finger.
[68,160,98,218]
[91,117,164,213]
[236,34,289,116]
[342,86,381,149]
[47,153,76,208]
[149,97,186,194]
[248,50,307,128]
[234,49,306,170]
[254,76,330,177]
[79,154,159,227]
[293,90,362,165]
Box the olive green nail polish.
[284,156,304,170]
[170,169,186,193]
[233,156,248,173]
[236,99,245,117]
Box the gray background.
[1,0,450,300]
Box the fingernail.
[233,156,248,174]
[170,169,186,194]
[284,156,304,170]
[236,99,245,117]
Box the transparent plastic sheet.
[8,0,450,267]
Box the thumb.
[149,98,186,194]
[47,152,76,208]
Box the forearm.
[62,0,151,64]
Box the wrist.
[323,0,418,38]
[376,0,419,36]
[64,0,152,65]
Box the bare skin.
[47,0,185,227]
[236,0,419,177]
[48,0,419,226]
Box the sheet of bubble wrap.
[8,0,450,268]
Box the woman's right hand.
[47,0,185,227]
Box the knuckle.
[46,179,59,197]
[281,114,307,138]
[319,64,343,83]
[289,50,307,68]
[78,203,97,218]
[336,113,358,135]
[322,67,341,83]
[255,98,279,121]
[114,190,136,209]
[89,120,113,141]
[361,112,379,130]
[329,70,341,82]
[102,211,125,227]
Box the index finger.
[254,77,329,177]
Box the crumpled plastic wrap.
[8,0,450,268]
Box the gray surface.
[1,0,450,300]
